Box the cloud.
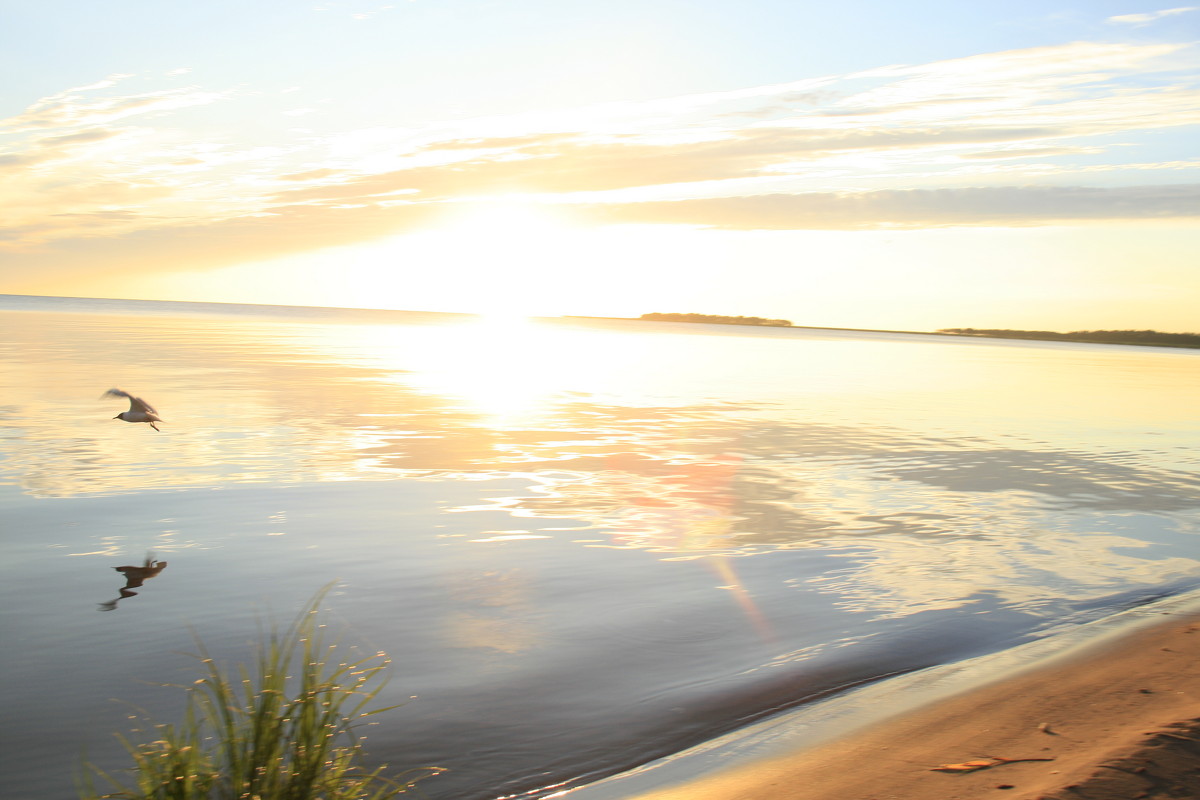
[37,129,123,147]
[583,184,1200,230]
[0,127,128,170]
[0,77,250,247]
[2,84,226,134]
[279,168,345,182]
[257,40,1196,209]
[1108,6,1197,26]
[0,200,448,288]
[957,145,1105,161]
[0,40,1196,273]
[265,126,1076,206]
[4,183,1193,292]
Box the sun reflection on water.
[392,314,634,424]
[420,315,563,421]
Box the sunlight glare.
[420,198,585,320]
[407,316,592,422]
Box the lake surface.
[2,294,1199,799]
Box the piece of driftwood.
[932,756,1056,773]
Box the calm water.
[2,295,1199,799]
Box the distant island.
[628,313,1200,350]
[938,328,1200,349]
[640,312,793,327]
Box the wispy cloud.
[584,184,1200,230]
[1,39,1196,271]
[275,41,1198,207]
[1,76,227,133]
[265,125,1089,206]
[1107,6,1198,26]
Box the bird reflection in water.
[98,554,168,611]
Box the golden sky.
[1,1,1198,331]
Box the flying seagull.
[104,388,162,431]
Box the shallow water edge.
[563,586,1200,799]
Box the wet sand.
[625,613,1200,800]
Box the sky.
[1,0,1198,332]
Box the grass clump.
[81,589,442,800]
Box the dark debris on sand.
[1038,718,1200,800]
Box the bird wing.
[104,388,157,415]
[131,396,157,414]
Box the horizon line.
[4,292,1197,339]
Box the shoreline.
[559,315,1200,350]
[7,295,1197,350]
[564,592,1200,800]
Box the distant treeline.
[641,312,794,327]
[938,328,1200,348]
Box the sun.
[211,196,593,317]
[421,197,586,320]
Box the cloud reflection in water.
[2,307,1199,619]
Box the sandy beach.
[625,613,1200,800]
